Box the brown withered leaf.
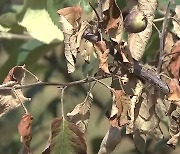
[98,126,122,154]
[42,117,87,154]
[172,5,180,38]
[18,113,33,154]
[109,90,131,127]
[67,93,93,133]
[102,0,124,44]
[57,6,82,27]
[0,65,30,117]
[94,41,110,73]
[167,107,180,148]
[127,0,157,61]
[169,40,180,79]
[168,79,180,103]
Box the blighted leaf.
[126,80,143,134]
[172,5,180,38]
[102,0,124,44]
[67,93,93,133]
[169,40,180,79]
[80,40,94,63]
[76,21,88,49]
[98,126,122,154]
[94,41,110,73]
[18,0,63,44]
[18,113,33,154]
[127,0,157,61]
[167,107,180,148]
[57,6,83,73]
[134,88,163,139]
[0,65,30,117]
[59,15,77,73]
[42,117,87,154]
[168,79,180,102]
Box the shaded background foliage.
[0,0,180,154]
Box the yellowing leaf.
[18,0,63,44]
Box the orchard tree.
[0,0,180,154]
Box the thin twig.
[157,0,173,73]
[60,86,67,119]
[23,67,41,82]
[89,2,101,22]
[154,17,165,22]
[13,75,111,90]
[0,32,32,40]
[12,89,28,114]
[90,77,114,93]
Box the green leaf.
[22,42,59,69]
[17,0,64,44]
[0,12,17,27]
[80,0,92,14]
[46,0,64,27]
[42,117,87,154]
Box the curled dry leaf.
[169,40,180,79]
[94,41,110,73]
[57,6,82,73]
[167,107,180,148]
[167,132,180,149]
[57,6,82,27]
[168,79,180,103]
[0,65,30,117]
[67,93,93,133]
[42,117,87,154]
[127,0,157,61]
[172,5,180,38]
[98,126,122,154]
[18,113,33,154]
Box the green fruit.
[124,10,147,33]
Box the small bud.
[124,10,147,33]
